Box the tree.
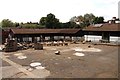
[14,22,20,27]
[98,17,104,23]
[59,21,80,29]
[93,16,104,24]
[70,16,78,22]
[83,14,105,27]
[1,19,14,27]
[39,13,60,29]
[46,13,59,28]
[39,17,47,25]
[77,15,84,23]
[84,13,95,24]
[21,23,41,28]
[70,13,96,28]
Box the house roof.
[83,23,120,31]
[11,29,81,35]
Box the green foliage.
[0,22,2,27]
[70,13,104,28]
[93,17,104,24]
[14,22,20,27]
[84,13,95,24]
[77,15,84,22]
[40,13,60,29]
[70,13,95,28]
[1,19,15,27]
[1,13,105,29]
[60,22,80,29]
[21,23,42,28]
[70,16,78,22]
[40,17,47,25]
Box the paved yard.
[1,43,118,78]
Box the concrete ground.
[1,43,118,78]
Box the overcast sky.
[0,0,119,23]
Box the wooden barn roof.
[83,23,120,31]
[11,29,81,35]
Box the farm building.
[83,23,120,42]
[9,29,83,42]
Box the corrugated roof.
[83,23,120,31]
[11,29,81,34]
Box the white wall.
[84,35,120,42]
[110,36,120,42]
[84,35,102,42]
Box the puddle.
[84,48,101,52]
[30,62,46,70]
[55,63,59,65]
[35,66,45,69]
[14,53,27,59]
[30,62,41,67]
[14,53,23,56]
[73,52,85,56]
[68,57,71,59]
[17,56,27,59]
[73,47,101,52]
[74,48,83,52]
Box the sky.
[0,0,119,23]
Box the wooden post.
[20,36,23,42]
[64,36,65,42]
[32,36,34,43]
[102,32,110,43]
[40,35,42,42]
[42,36,45,42]
[50,36,54,41]
[70,36,72,42]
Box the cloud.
[0,0,119,22]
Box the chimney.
[109,17,116,24]
[112,17,116,20]
[108,17,118,24]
